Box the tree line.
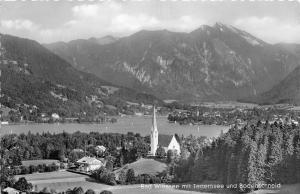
[174,121,300,192]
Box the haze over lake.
[1,116,228,137]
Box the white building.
[76,157,104,172]
[95,145,106,153]
[149,105,181,156]
[2,187,20,194]
[166,135,181,155]
[51,113,60,120]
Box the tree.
[13,177,33,192]
[40,187,51,194]
[107,173,117,185]
[255,139,268,184]
[118,170,126,185]
[85,189,96,194]
[100,191,112,194]
[105,160,114,172]
[156,146,166,158]
[167,150,175,163]
[266,131,283,183]
[72,187,84,194]
[0,148,15,188]
[126,168,135,184]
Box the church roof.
[158,134,180,147]
[158,134,172,147]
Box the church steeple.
[150,105,158,156]
[152,105,157,132]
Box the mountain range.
[45,23,300,103]
[1,22,300,113]
[0,33,160,118]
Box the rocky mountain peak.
[44,25,300,102]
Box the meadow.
[18,170,294,194]
[1,116,228,138]
[17,171,208,193]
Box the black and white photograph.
[0,0,300,193]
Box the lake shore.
[1,116,228,138]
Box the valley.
[1,5,300,193]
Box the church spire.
[150,104,158,156]
[152,105,157,132]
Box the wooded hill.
[0,33,161,119]
[175,121,300,192]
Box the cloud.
[0,2,299,44]
[0,19,39,31]
[111,14,160,32]
[234,16,300,43]
[176,15,206,31]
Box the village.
[167,104,300,127]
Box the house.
[76,157,104,172]
[1,121,9,125]
[51,113,60,120]
[2,187,20,194]
[72,148,84,153]
[95,145,106,153]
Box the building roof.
[95,145,106,151]
[158,134,180,147]
[77,157,103,165]
[158,134,172,147]
[3,187,19,193]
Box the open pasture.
[18,171,208,193]
[114,158,167,177]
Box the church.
[150,106,181,156]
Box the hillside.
[0,33,161,119]
[45,23,300,102]
[114,158,167,178]
[253,66,300,105]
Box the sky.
[0,0,300,44]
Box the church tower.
[150,105,158,156]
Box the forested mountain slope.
[0,33,160,118]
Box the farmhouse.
[51,113,60,120]
[2,187,20,194]
[95,145,106,153]
[150,106,181,156]
[76,157,104,172]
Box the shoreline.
[0,117,228,138]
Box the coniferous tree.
[266,130,283,183]
[255,137,268,184]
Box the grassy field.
[1,116,228,138]
[17,170,299,194]
[276,184,300,194]
[17,171,208,193]
[114,158,167,177]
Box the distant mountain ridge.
[0,33,161,117]
[88,35,119,45]
[253,64,300,105]
[45,23,300,102]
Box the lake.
[0,116,228,138]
